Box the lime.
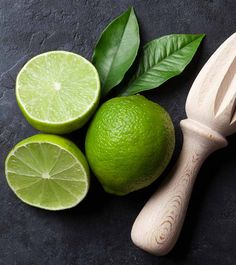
[5,134,90,210]
[16,51,100,134]
[85,95,175,195]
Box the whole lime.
[85,95,175,195]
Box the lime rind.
[16,51,100,134]
[5,134,90,210]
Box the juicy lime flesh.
[16,51,100,133]
[5,134,89,210]
[85,95,175,195]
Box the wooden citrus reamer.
[131,33,236,256]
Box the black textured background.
[0,1,235,265]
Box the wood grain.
[131,33,236,256]
[131,119,227,255]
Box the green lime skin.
[85,95,175,195]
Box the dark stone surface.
[0,0,235,264]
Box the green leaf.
[92,7,140,97]
[120,34,205,96]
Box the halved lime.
[16,51,100,134]
[5,134,90,210]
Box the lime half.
[5,134,90,210]
[16,51,100,134]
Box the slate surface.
[0,1,235,265]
